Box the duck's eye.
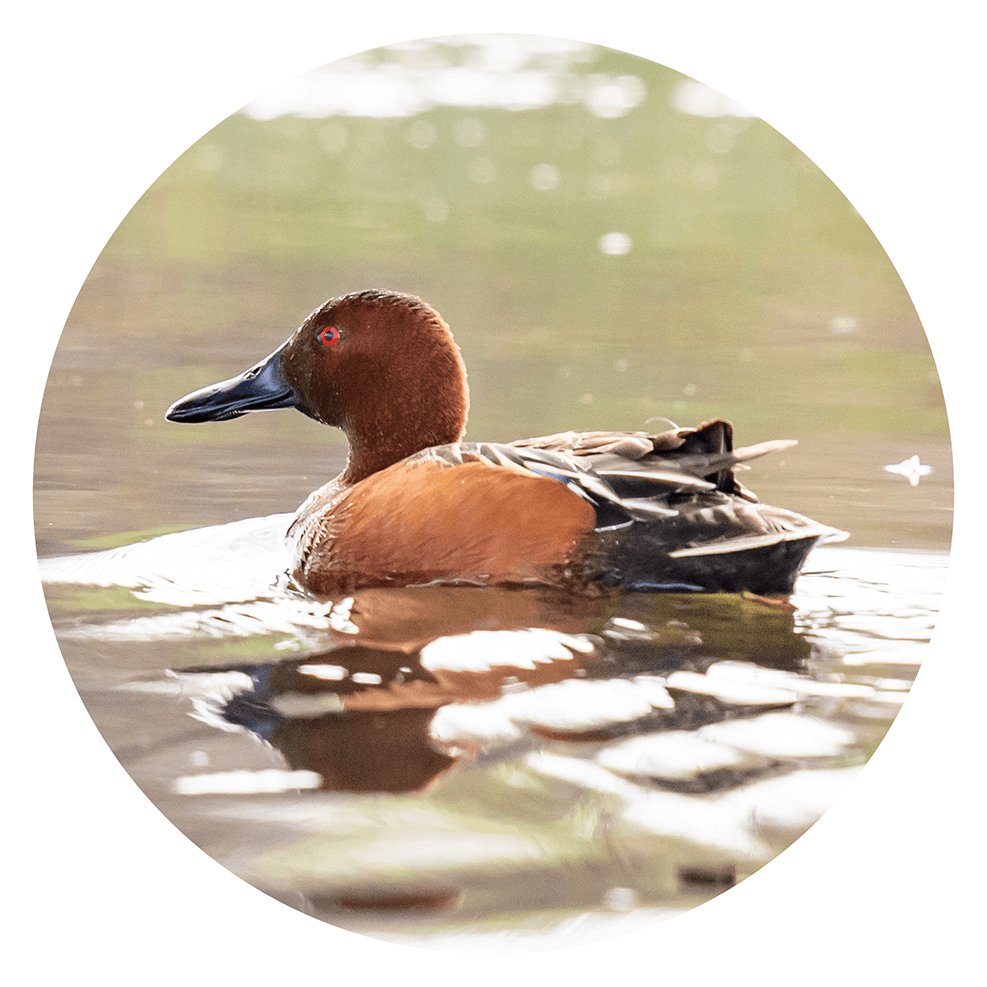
[319,326,341,346]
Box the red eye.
[319,326,341,346]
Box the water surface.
[40,531,944,947]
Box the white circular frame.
[0,0,987,984]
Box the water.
[40,530,944,947]
[32,35,952,951]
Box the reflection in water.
[40,500,939,945]
[186,588,814,798]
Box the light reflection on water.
[41,522,943,947]
[243,36,651,121]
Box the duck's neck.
[341,435,430,485]
[338,356,469,486]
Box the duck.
[165,289,846,599]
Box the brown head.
[165,289,470,483]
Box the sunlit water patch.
[237,32,751,130]
[243,36,649,121]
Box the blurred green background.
[34,35,950,555]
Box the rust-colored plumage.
[166,289,846,598]
[280,290,469,483]
[290,460,598,596]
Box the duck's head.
[166,289,470,481]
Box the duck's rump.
[511,418,845,594]
[592,492,839,595]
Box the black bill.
[165,342,305,423]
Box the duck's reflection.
[185,586,811,795]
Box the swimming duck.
[166,289,845,598]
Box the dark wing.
[406,419,799,531]
[511,418,797,501]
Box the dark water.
[32,36,952,951]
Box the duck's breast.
[291,459,598,596]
